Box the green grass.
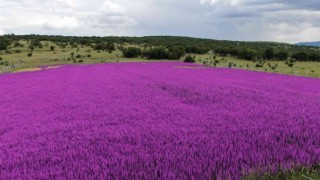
[244,165,320,180]
[0,41,146,73]
[194,54,320,78]
[0,41,319,79]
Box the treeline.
[215,47,320,61]
[120,46,186,60]
[1,34,320,61]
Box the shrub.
[122,47,142,58]
[87,54,91,58]
[145,47,169,59]
[27,53,32,57]
[78,60,84,63]
[184,55,195,63]
[14,42,20,47]
[76,54,81,58]
[50,46,55,51]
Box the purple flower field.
[0,62,319,179]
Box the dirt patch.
[14,68,42,73]
[173,66,207,69]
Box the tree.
[238,49,257,60]
[308,53,320,61]
[122,47,142,58]
[184,55,195,63]
[0,41,8,50]
[292,52,308,61]
[168,46,186,60]
[215,48,230,56]
[105,42,116,52]
[145,47,169,59]
[275,51,288,61]
[264,48,275,60]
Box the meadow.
[0,62,319,179]
[0,40,320,78]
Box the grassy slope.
[194,54,320,78]
[0,41,319,78]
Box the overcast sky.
[0,0,320,43]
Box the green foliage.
[50,45,55,51]
[255,61,265,68]
[184,55,195,63]
[1,34,320,63]
[30,39,43,48]
[27,53,32,57]
[14,42,21,47]
[292,52,308,61]
[286,59,295,67]
[94,42,116,53]
[145,47,169,59]
[215,48,230,56]
[275,50,289,60]
[185,45,208,54]
[264,48,275,60]
[122,47,142,58]
[0,40,9,50]
[239,49,258,60]
[245,165,320,180]
[168,46,186,60]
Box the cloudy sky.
[0,0,320,43]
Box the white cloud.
[0,0,319,42]
[0,0,137,36]
[0,28,5,35]
[200,0,241,6]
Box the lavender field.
[0,62,319,179]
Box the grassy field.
[194,54,320,78]
[0,41,319,78]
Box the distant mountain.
[296,41,320,47]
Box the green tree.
[122,47,142,58]
[275,51,289,61]
[184,55,195,63]
[292,52,308,61]
[264,48,275,60]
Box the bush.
[184,55,196,63]
[27,53,32,57]
[292,52,308,61]
[122,47,142,58]
[50,46,55,51]
[168,46,186,60]
[87,54,91,58]
[78,59,84,63]
[145,47,169,59]
[76,54,81,58]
